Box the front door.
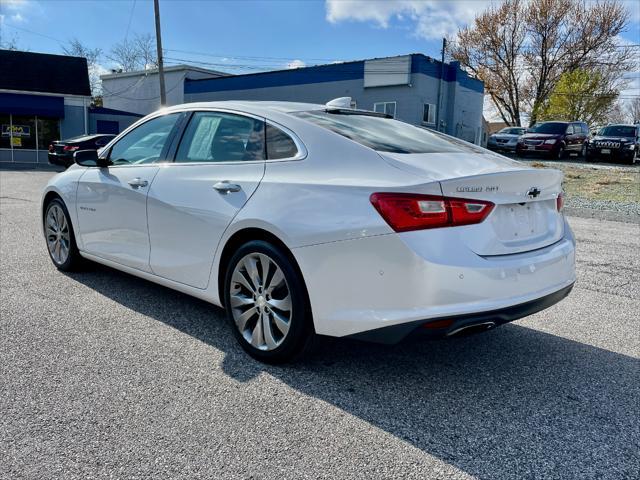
[147,110,266,289]
[76,112,183,271]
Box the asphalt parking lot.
[1,170,639,479]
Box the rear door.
[76,112,184,272]
[147,110,266,289]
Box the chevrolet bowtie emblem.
[527,187,541,198]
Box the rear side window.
[176,111,265,163]
[266,124,298,159]
[293,110,484,154]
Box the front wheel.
[555,144,566,160]
[224,240,315,363]
[44,198,83,271]
[580,143,587,158]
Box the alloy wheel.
[229,253,292,351]
[45,204,71,265]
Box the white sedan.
[41,99,576,362]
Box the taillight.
[63,145,79,152]
[556,192,564,212]
[370,193,494,232]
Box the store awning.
[0,92,65,118]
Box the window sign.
[2,124,31,138]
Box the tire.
[43,198,83,271]
[555,144,566,160]
[223,240,316,363]
[626,149,637,165]
[580,143,587,158]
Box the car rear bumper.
[293,218,576,340]
[48,153,73,166]
[348,283,574,343]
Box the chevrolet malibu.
[41,100,576,363]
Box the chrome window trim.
[96,107,308,168]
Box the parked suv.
[586,124,639,164]
[516,121,589,159]
[48,134,116,168]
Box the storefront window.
[37,117,61,150]
[0,114,10,149]
[10,115,37,150]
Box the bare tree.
[451,0,632,126]
[62,38,103,97]
[108,33,158,72]
[627,98,640,124]
[0,34,24,51]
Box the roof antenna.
[325,97,352,109]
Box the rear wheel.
[224,240,315,363]
[44,198,83,271]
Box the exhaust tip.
[447,321,496,337]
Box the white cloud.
[325,0,486,39]
[286,59,306,69]
[327,0,640,41]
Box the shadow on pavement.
[66,264,640,479]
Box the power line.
[124,0,137,43]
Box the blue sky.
[1,0,636,70]
[1,0,638,106]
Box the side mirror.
[74,149,110,168]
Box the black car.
[586,124,639,164]
[48,134,116,168]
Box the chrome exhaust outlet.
[447,321,496,337]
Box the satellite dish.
[325,97,352,109]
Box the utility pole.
[436,37,446,132]
[153,0,167,106]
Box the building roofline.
[100,64,228,80]
[184,53,484,95]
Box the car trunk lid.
[378,152,564,255]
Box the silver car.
[487,127,526,152]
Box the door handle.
[128,178,149,189]
[213,181,242,194]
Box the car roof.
[163,101,325,117]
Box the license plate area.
[601,148,611,154]
[493,201,552,242]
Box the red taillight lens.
[556,192,564,212]
[370,193,494,232]
[63,145,79,152]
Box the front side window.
[566,125,575,134]
[266,124,298,160]
[373,102,396,118]
[108,113,181,165]
[175,111,265,163]
[293,110,486,154]
[422,103,436,124]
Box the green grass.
[530,163,640,203]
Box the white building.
[101,65,227,116]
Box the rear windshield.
[528,122,568,134]
[598,125,637,137]
[293,110,485,154]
